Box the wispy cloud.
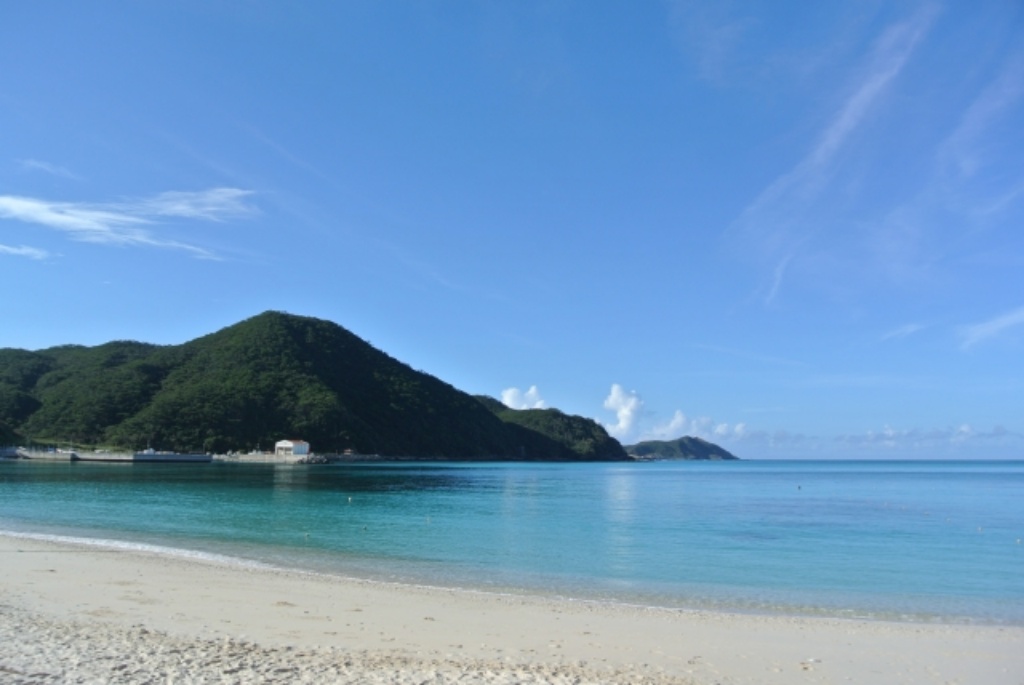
[808,10,934,168]
[861,41,1024,286]
[939,51,1024,184]
[729,6,936,301]
[0,244,50,260]
[765,253,793,304]
[18,158,81,180]
[136,188,256,221]
[501,385,547,410]
[880,322,926,341]
[0,188,256,259]
[960,306,1024,349]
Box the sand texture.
[1,535,1021,684]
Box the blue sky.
[2,2,1022,458]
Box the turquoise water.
[2,459,1022,624]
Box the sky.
[2,2,1023,459]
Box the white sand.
[1,535,1021,684]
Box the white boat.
[15,447,77,460]
[73,448,212,463]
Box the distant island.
[624,436,740,461]
[0,311,736,462]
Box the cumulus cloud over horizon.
[602,384,643,438]
[643,409,748,444]
[836,423,1018,451]
[501,385,547,410]
[595,385,1021,457]
[599,385,751,444]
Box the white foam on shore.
[0,530,279,573]
[2,528,1009,626]
[0,528,685,616]
[0,530,899,629]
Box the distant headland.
[624,436,740,461]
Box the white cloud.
[649,410,687,440]
[602,384,644,439]
[0,196,148,237]
[960,306,1024,349]
[0,244,50,260]
[640,407,755,444]
[19,158,81,180]
[136,188,257,221]
[0,188,256,259]
[501,385,547,410]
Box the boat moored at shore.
[14,447,78,461]
[75,448,212,463]
[10,447,210,463]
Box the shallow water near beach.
[2,459,1022,624]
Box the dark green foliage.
[624,436,740,460]
[0,419,16,444]
[0,349,50,430]
[0,385,40,428]
[476,397,627,460]
[22,342,164,444]
[473,395,508,414]
[0,348,55,389]
[0,311,629,460]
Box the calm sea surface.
[2,459,1022,624]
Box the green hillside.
[624,436,740,460]
[476,396,626,460]
[0,311,627,461]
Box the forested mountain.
[0,311,627,460]
[624,436,740,460]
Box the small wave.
[0,530,278,572]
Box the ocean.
[2,459,1022,625]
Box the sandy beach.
[1,535,1021,684]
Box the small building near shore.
[274,439,310,457]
